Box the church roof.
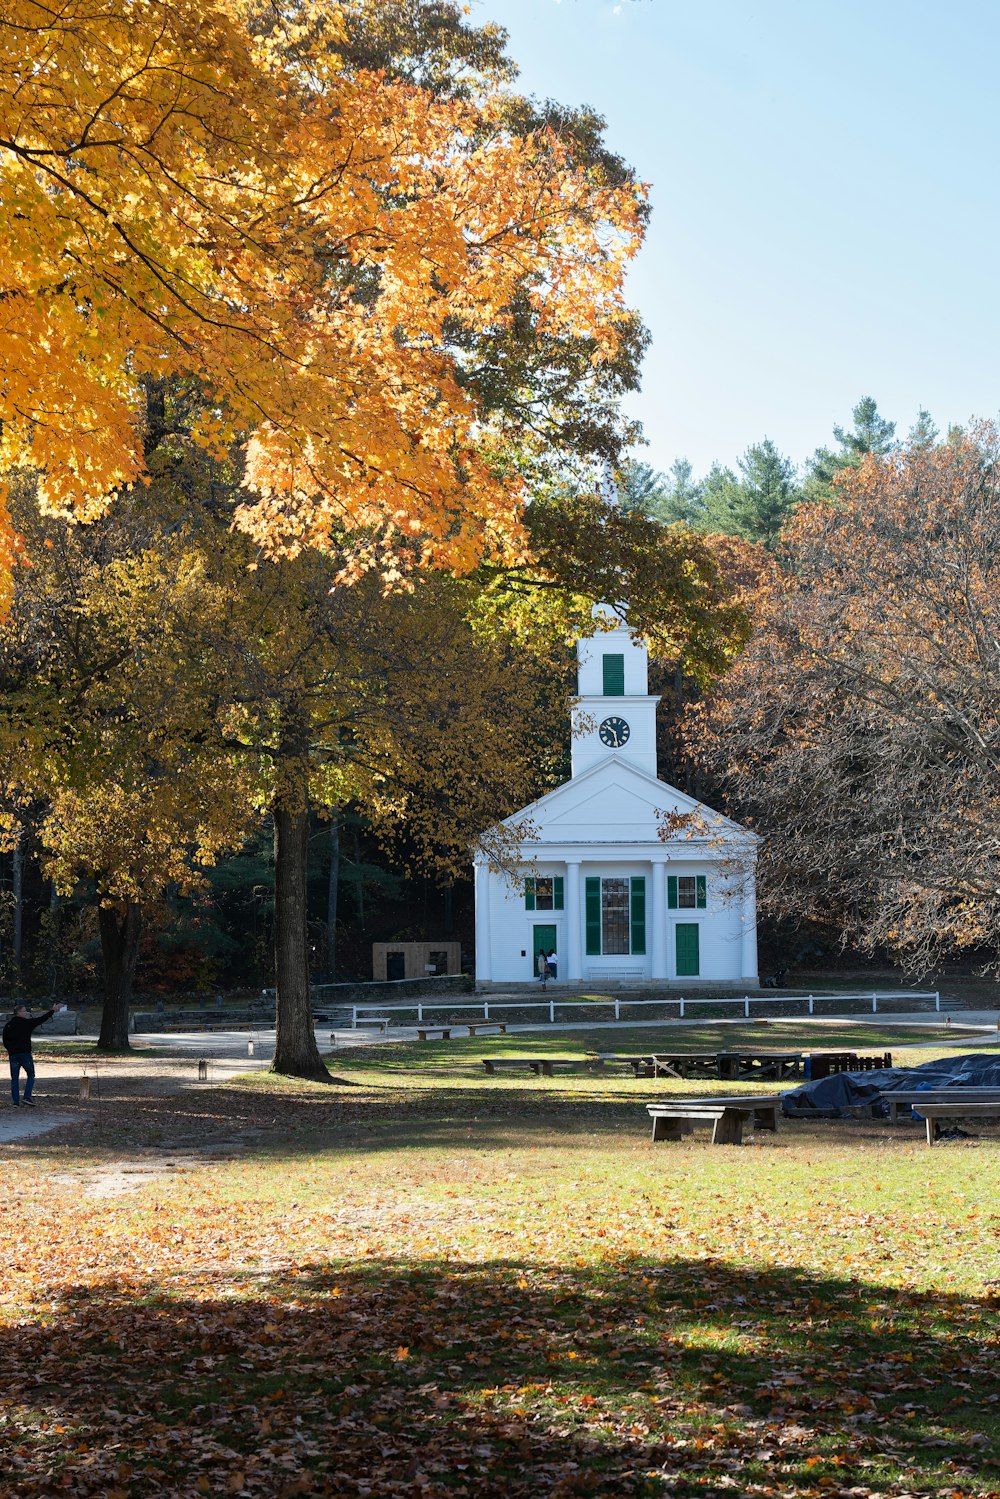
[498,756,758,850]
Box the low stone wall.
[313,975,474,1009]
[2,1007,79,1035]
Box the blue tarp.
[782,1051,1000,1116]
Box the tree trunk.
[47,881,60,998]
[325,815,340,983]
[272,734,330,1080]
[352,823,365,927]
[97,902,141,1051]
[11,827,23,983]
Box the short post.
[936,991,941,1012]
[197,1058,208,1081]
[78,1075,91,1102]
[679,998,685,1018]
[247,1039,254,1056]
[871,993,877,1014]
[352,1006,358,1028]
[484,999,490,1019]
[614,997,620,1021]
[329,1033,336,1047]
[744,996,750,1018]
[808,994,814,1014]
[549,998,555,1023]
[417,1003,423,1022]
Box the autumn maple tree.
[0,2,760,1072]
[0,0,646,604]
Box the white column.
[651,858,668,980]
[740,866,758,983]
[474,861,492,982]
[566,860,583,981]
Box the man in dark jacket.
[3,1003,65,1107]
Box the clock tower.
[570,609,660,779]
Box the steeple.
[570,607,660,778]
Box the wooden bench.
[647,1096,783,1146]
[481,1056,604,1077]
[917,1100,1000,1145]
[881,1087,1000,1124]
[416,1026,453,1041]
[466,1021,507,1037]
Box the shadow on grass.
[2,1256,998,1497]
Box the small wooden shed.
[372,941,463,982]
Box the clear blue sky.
[471,0,1000,480]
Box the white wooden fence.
[350,990,941,1026]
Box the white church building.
[474,612,759,986]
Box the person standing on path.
[3,1003,66,1107]
[537,950,549,988]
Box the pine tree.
[907,408,939,451]
[804,396,897,502]
[654,458,707,526]
[703,441,800,550]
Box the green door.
[533,925,557,977]
[675,923,700,977]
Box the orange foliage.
[0,0,645,590]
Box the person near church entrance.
[537,950,550,987]
[3,1003,66,1107]
[547,949,558,980]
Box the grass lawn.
[3,1024,1000,1498]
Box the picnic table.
[610,1050,802,1081]
[716,1050,804,1081]
[647,1095,783,1146]
[635,1053,721,1080]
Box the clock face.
[599,715,631,748]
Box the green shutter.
[696,874,707,909]
[602,653,625,696]
[585,877,601,955]
[676,923,700,977]
[667,875,678,909]
[554,876,564,910]
[525,878,535,911]
[630,876,646,954]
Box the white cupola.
[570,607,660,779]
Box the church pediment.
[501,757,756,844]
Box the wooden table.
[645,1053,721,1080]
[647,1095,783,1146]
[716,1050,804,1081]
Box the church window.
[668,875,707,909]
[585,876,646,954]
[602,877,630,953]
[525,876,563,911]
[602,653,625,695]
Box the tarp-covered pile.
[782,1051,1000,1116]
